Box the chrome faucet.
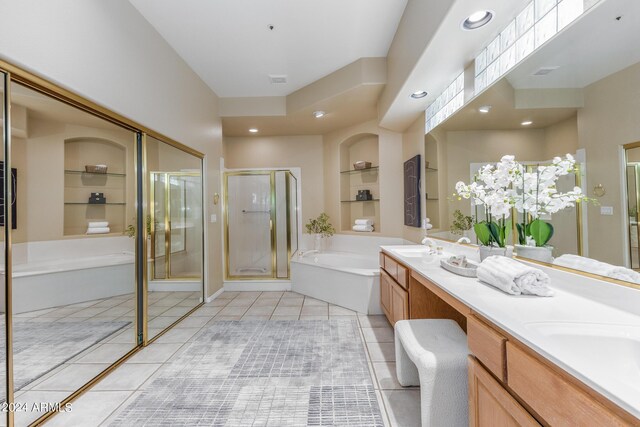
[421,237,437,254]
[299,250,319,258]
[457,237,471,244]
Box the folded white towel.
[553,254,640,284]
[88,221,109,228]
[477,255,553,297]
[354,219,373,226]
[352,225,374,232]
[86,227,111,235]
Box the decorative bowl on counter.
[440,258,478,277]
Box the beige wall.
[223,135,324,224]
[324,120,403,237]
[544,115,579,159]
[578,61,640,265]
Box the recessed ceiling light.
[521,121,533,126]
[410,91,428,99]
[249,128,259,133]
[462,10,494,30]
[478,105,492,113]
[313,111,325,118]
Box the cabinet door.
[390,282,409,324]
[380,270,392,321]
[468,357,541,427]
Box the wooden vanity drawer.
[468,316,507,382]
[506,342,631,426]
[383,254,398,278]
[396,263,409,289]
[379,252,385,269]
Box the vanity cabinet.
[380,253,409,325]
[379,250,638,427]
[468,357,540,427]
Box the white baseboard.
[223,280,291,292]
[205,287,225,303]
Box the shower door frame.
[223,170,293,281]
[149,171,202,280]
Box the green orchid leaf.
[516,223,526,245]
[474,222,492,246]
[529,219,554,247]
[487,221,503,247]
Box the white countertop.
[381,245,640,420]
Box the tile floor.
[32,291,420,426]
[7,290,201,427]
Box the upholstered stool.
[395,319,469,427]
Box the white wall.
[0,0,224,296]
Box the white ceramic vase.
[314,234,324,252]
[515,245,554,263]
[479,245,514,261]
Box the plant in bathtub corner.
[125,215,155,238]
[449,209,474,237]
[305,213,335,252]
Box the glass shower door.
[168,173,202,278]
[226,173,274,278]
[152,173,167,279]
[626,163,640,269]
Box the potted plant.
[455,154,589,262]
[513,155,589,263]
[455,155,518,260]
[305,212,335,252]
[450,209,474,240]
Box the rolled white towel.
[554,254,640,284]
[352,225,374,232]
[86,227,111,235]
[354,219,373,226]
[477,255,553,297]
[88,221,109,228]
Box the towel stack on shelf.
[87,221,110,235]
[352,219,374,232]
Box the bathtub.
[0,237,135,314]
[290,251,382,315]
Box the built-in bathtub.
[1,236,135,314]
[291,251,381,314]
[290,235,408,314]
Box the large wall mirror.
[0,61,206,425]
[425,0,640,287]
[145,136,204,341]
[7,80,139,426]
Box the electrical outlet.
[600,206,613,216]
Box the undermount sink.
[393,246,433,258]
[524,321,640,392]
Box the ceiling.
[439,79,577,131]
[437,0,640,133]
[507,0,640,89]
[129,0,407,97]
[222,84,383,136]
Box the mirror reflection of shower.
[150,172,203,280]
[625,145,640,270]
[225,170,299,280]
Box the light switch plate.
[600,206,613,216]
[210,214,217,223]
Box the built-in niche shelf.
[339,133,380,233]
[340,166,380,175]
[63,137,127,236]
[425,167,438,172]
[340,199,381,203]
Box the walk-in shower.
[224,170,298,280]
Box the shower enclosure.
[224,170,298,280]
[150,172,203,279]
